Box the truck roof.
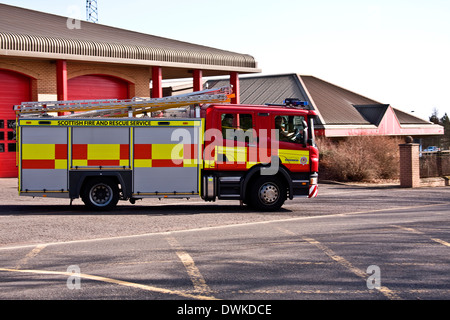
[203,104,318,116]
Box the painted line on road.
[166,235,215,298]
[14,244,47,270]
[0,267,218,300]
[302,236,402,300]
[392,225,450,248]
[277,227,402,300]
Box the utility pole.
[86,0,98,23]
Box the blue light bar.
[284,98,308,106]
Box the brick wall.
[0,57,56,100]
[399,143,420,188]
[0,57,152,99]
[67,61,151,98]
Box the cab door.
[271,113,310,173]
[216,111,257,171]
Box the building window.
[7,120,15,129]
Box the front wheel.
[248,176,286,211]
[81,178,119,211]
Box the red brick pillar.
[399,137,420,188]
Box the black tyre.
[248,176,286,211]
[82,178,119,211]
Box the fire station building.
[0,4,260,177]
[206,73,444,138]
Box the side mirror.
[302,120,308,146]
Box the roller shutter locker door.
[68,75,129,100]
[0,69,31,178]
[20,126,68,192]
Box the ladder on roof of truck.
[14,86,234,117]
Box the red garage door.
[0,69,31,178]
[68,74,129,100]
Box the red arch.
[68,74,130,100]
[0,69,32,178]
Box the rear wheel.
[248,176,286,211]
[82,178,119,211]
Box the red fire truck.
[15,89,318,211]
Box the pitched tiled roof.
[206,73,309,105]
[0,4,259,74]
[299,75,379,125]
[393,108,430,124]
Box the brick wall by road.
[399,143,420,188]
[0,57,152,100]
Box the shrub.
[316,136,401,182]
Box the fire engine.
[14,87,318,211]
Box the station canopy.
[0,3,260,79]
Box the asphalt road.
[0,178,449,304]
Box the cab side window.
[221,113,254,143]
[274,115,306,144]
[221,114,235,137]
[239,114,253,131]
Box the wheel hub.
[90,184,112,206]
[259,183,279,204]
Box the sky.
[1,0,449,121]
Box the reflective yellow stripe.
[152,144,182,160]
[204,160,215,168]
[55,160,67,169]
[149,121,200,126]
[72,160,88,167]
[246,161,258,169]
[182,159,198,167]
[87,144,120,160]
[216,146,247,163]
[134,159,152,168]
[279,149,309,165]
[22,144,55,160]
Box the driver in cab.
[275,116,290,141]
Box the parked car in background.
[424,146,440,152]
